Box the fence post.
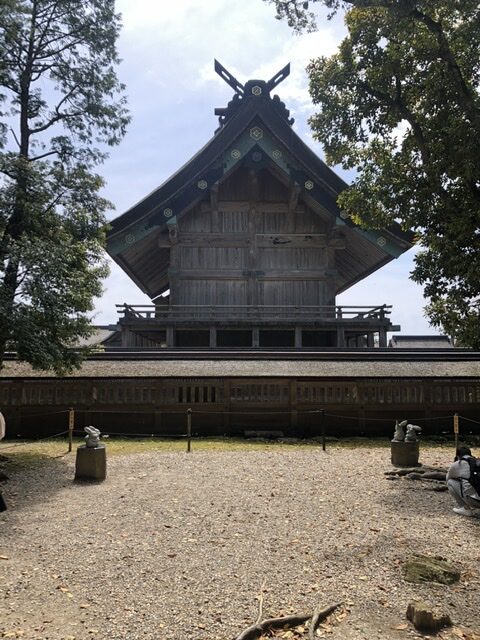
[453,413,459,452]
[321,409,326,451]
[68,407,74,453]
[187,408,192,453]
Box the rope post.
[187,408,192,453]
[68,407,74,453]
[453,413,459,452]
[321,409,326,451]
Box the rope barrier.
[0,430,69,451]
[322,412,456,423]
[17,409,70,418]
[72,429,190,439]
[458,415,480,426]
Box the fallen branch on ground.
[234,603,342,640]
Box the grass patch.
[0,436,314,462]
[0,435,458,464]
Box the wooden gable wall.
[169,166,339,308]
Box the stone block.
[403,553,460,585]
[391,440,419,467]
[75,444,107,481]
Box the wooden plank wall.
[1,377,479,438]
[172,167,338,309]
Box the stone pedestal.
[391,440,420,467]
[75,444,107,481]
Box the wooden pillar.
[294,327,302,348]
[223,380,231,434]
[379,328,387,348]
[367,332,375,348]
[166,326,174,347]
[209,326,217,348]
[154,410,162,434]
[290,380,298,436]
[359,407,366,435]
[121,326,130,347]
[336,327,345,347]
[252,327,259,348]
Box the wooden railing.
[116,303,392,322]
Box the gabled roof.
[107,65,413,299]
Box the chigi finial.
[213,60,293,129]
[214,60,290,96]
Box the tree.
[264,0,480,347]
[0,0,129,371]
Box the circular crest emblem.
[231,148,241,159]
[377,236,387,247]
[250,126,264,141]
[164,208,173,218]
[197,179,208,190]
[251,85,262,96]
[304,180,314,191]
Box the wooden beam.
[173,269,333,280]
[256,234,327,248]
[200,201,305,214]
[173,233,251,247]
[288,182,301,215]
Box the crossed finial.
[214,59,290,96]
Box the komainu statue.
[405,424,422,442]
[392,419,408,442]
[84,426,101,448]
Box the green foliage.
[0,0,129,372]
[265,0,480,347]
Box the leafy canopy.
[264,0,480,347]
[0,0,129,372]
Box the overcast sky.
[95,0,438,336]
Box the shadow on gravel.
[0,449,74,514]
[377,473,480,529]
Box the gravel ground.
[1,445,479,640]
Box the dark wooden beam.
[288,182,301,215]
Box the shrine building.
[1,63,479,439]
[107,61,413,350]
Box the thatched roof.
[1,358,479,379]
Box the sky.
[95,0,438,336]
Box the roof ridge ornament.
[213,60,294,130]
[214,60,245,95]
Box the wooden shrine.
[2,64,479,441]
[107,62,413,349]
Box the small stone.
[403,554,460,585]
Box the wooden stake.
[321,410,326,451]
[68,407,74,453]
[187,408,192,452]
[453,413,459,452]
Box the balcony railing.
[116,304,392,323]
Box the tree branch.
[28,149,59,162]
[410,8,480,126]
[9,128,21,150]
[357,78,430,164]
